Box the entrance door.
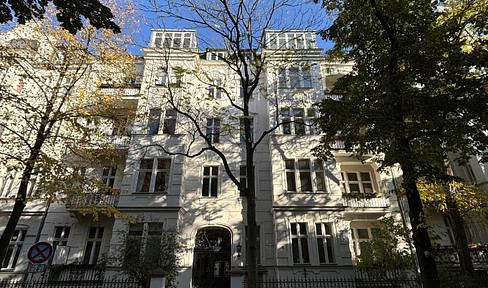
[192,227,231,288]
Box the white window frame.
[206,118,221,144]
[147,108,161,134]
[239,117,254,143]
[83,227,104,265]
[162,109,177,134]
[315,223,335,264]
[285,159,327,193]
[2,229,26,269]
[153,31,196,49]
[351,227,374,259]
[101,166,117,188]
[202,166,219,197]
[277,67,313,89]
[208,79,222,98]
[51,226,71,264]
[290,223,310,264]
[128,222,164,260]
[280,107,316,135]
[341,171,374,194]
[266,31,317,49]
[136,158,171,193]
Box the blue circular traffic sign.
[28,242,53,263]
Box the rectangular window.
[307,108,317,135]
[278,67,313,88]
[291,223,310,264]
[285,159,297,192]
[286,159,326,193]
[298,159,312,191]
[83,227,104,265]
[281,108,291,135]
[316,223,334,264]
[206,118,221,144]
[239,166,247,196]
[314,160,326,192]
[2,229,26,269]
[136,158,171,193]
[101,166,117,188]
[351,227,373,258]
[163,109,177,134]
[341,171,374,194]
[292,108,305,135]
[281,107,316,135]
[51,226,70,264]
[239,165,255,196]
[155,68,167,86]
[240,117,254,143]
[202,166,218,197]
[209,80,222,98]
[126,222,164,263]
[289,67,300,88]
[148,108,161,134]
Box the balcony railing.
[434,245,488,267]
[344,195,390,208]
[67,192,119,208]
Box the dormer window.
[265,31,317,50]
[206,50,227,60]
[152,31,197,49]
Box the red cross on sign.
[28,242,53,264]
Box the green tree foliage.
[419,179,488,275]
[313,0,488,286]
[357,218,417,282]
[0,0,121,34]
[116,226,182,288]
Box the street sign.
[28,242,53,264]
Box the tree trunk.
[0,163,34,264]
[0,115,50,264]
[401,163,440,288]
[245,130,259,284]
[447,197,475,276]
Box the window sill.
[133,192,168,195]
[278,87,313,90]
[286,191,329,194]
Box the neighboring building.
[1,28,487,288]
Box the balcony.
[47,264,105,282]
[343,195,390,208]
[434,245,488,268]
[67,192,119,209]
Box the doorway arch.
[192,226,231,288]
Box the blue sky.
[129,1,333,55]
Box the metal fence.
[244,275,488,288]
[0,280,144,288]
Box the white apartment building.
[1,28,487,288]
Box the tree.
[115,224,182,288]
[139,0,320,283]
[0,0,121,34]
[313,0,488,287]
[356,217,417,286]
[419,178,488,276]
[0,5,135,266]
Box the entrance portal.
[192,227,231,288]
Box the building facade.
[1,28,488,287]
